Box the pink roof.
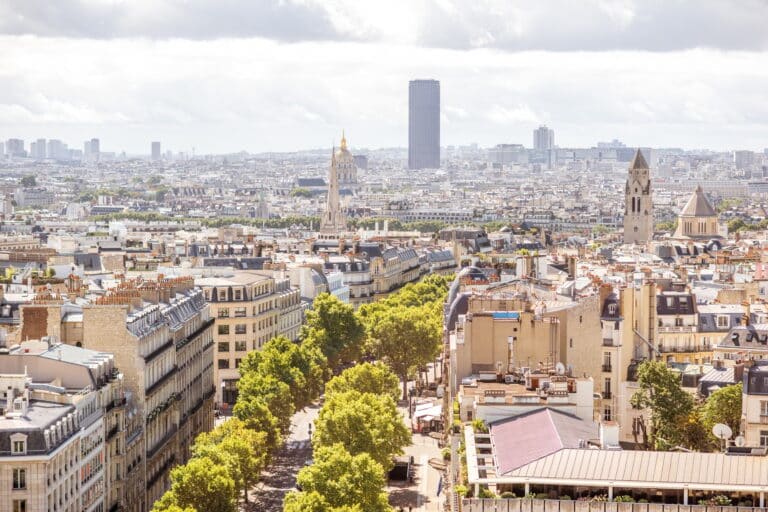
[491,408,597,476]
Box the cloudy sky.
[1,0,767,154]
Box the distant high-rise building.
[6,138,25,157]
[734,150,755,169]
[0,142,4,158]
[47,139,68,160]
[90,138,100,161]
[32,138,46,159]
[533,125,554,151]
[623,149,653,245]
[408,79,440,169]
[151,141,161,161]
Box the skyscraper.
[151,141,161,161]
[623,149,653,245]
[6,139,24,157]
[408,79,440,169]
[90,138,100,161]
[533,125,554,150]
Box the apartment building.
[196,271,283,406]
[18,276,215,512]
[0,338,123,512]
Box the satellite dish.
[556,362,566,375]
[735,435,746,447]
[712,423,733,440]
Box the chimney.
[599,421,619,449]
[734,363,745,384]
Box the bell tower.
[623,149,653,245]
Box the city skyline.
[1,1,768,154]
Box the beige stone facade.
[18,276,215,512]
[197,271,301,406]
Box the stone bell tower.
[623,149,653,245]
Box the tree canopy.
[700,383,743,449]
[324,362,400,403]
[313,390,410,470]
[284,443,391,512]
[153,456,237,512]
[302,293,365,369]
[631,361,695,450]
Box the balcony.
[602,391,612,399]
[657,325,697,333]
[602,364,612,372]
[760,414,768,424]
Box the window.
[218,359,230,369]
[761,400,768,417]
[12,440,25,454]
[234,341,247,352]
[217,290,227,301]
[217,325,230,335]
[235,358,242,368]
[234,307,247,317]
[12,500,26,512]
[218,308,230,318]
[12,468,26,489]
[234,289,242,300]
[761,430,768,447]
[717,315,729,328]
[603,406,612,421]
[675,318,683,327]
[217,342,230,353]
[235,324,247,335]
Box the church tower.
[623,149,653,245]
[319,136,348,238]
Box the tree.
[285,444,391,512]
[20,175,36,187]
[152,502,197,512]
[701,383,743,449]
[302,294,365,369]
[630,361,694,450]
[232,398,282,455]
[325,362,400,403]
[236,373,294,433]
[290,187,313,198]
[238,336,326,411]
[193,420,269,503]
[154,456,237,512]
[313,390,410,471]
[366,304,442,400]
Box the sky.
[1,0,767,155]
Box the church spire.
[340,130,347,151]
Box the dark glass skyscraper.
[408,79,440,169]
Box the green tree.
[285,443,391,512]
[290,187,313,198]
[630,361,694,450]
[727,218,746,233]
[20,175,36,187]
[701,383,743,449]
[325,362,400,403]
[193,419,269,503]
[238,336,326,411]
[302,293,365,369]
[313,390,410,470]
[366,304,442,400]
[236,373,294,433]
[152,502,197,512]
[232,398,282,455]
[154,456,237,512]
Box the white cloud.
[0,10,767,153]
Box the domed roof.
[335,131,354,161]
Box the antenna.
[712,423,732,440]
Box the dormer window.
[10,434,27,455]
[607,304,617,316]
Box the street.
[245,400,322,511]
